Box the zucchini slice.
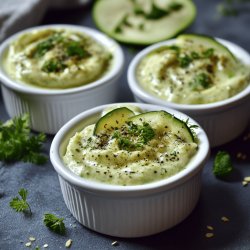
[177,33,236,61]
[94,107,135,135]
[128,111,194,142]
[93,0,196,45]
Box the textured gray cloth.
[0,0,89,42]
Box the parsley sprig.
[9,188,32,214]
[213,151,234,178]
[43,213,66,235]
[0,114,47,165]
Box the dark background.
[1,0,250,249]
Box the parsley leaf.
[43,213,66,235]
[213,151,234,178]
[9,188,31,214]
[0,114,47,164]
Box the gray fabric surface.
[0,0,89,42]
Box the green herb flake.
[43,213,66,235]
[213,151,233,178]
[203,48,214,58]
[0,114,47,164]
[42,59,66,73]
[178,54,192,67]
[190,73,212,91]
[112,122,155,151]
[191,51,200,59]
[66,41,90,58]
[9,188,31,214]
[33,33,63,58]
[168,45,180,52]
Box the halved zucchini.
[177,33,236,61]
[94,107,135,135]
[128,111,194,142]
[93,0,196,45]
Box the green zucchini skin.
[94,107,135,135]
[94,107,194,142]
[177,33,236,61]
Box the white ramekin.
[127,38,250,147]
[0,24,124,134]
[50,103,210,238]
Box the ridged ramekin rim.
[0,24,124,95]
[50,102,210,196]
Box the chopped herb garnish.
[42,59,66,73]
[0,114,47,165]
[168,45,180,52]
[66,41,90,58]
[9,188,31,214]
[178,48,215,67]
[34,39,54,58]
[112,122,155,151]
[202,48,214,58]
[33,34,63,58]
[43,213,66,235]
[191,73,212,91]
[191,51,200,59]
[178,54,192,67]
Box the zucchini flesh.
[93,0,196,45]
[94,107,135,135]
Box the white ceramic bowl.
[50,103,210,238]
[128,38,250,147]
[0,24,124,134]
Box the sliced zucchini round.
[93,0,196,45]
[176,33,236,61]
[128,111,194,142]
[94,107,135,135]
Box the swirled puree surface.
[3,28,112,88]
[63,106,198,186]
[136,36,250,104]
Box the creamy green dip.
[63,107,198,186]
[136,40,250,104]
[3,28,112,88]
